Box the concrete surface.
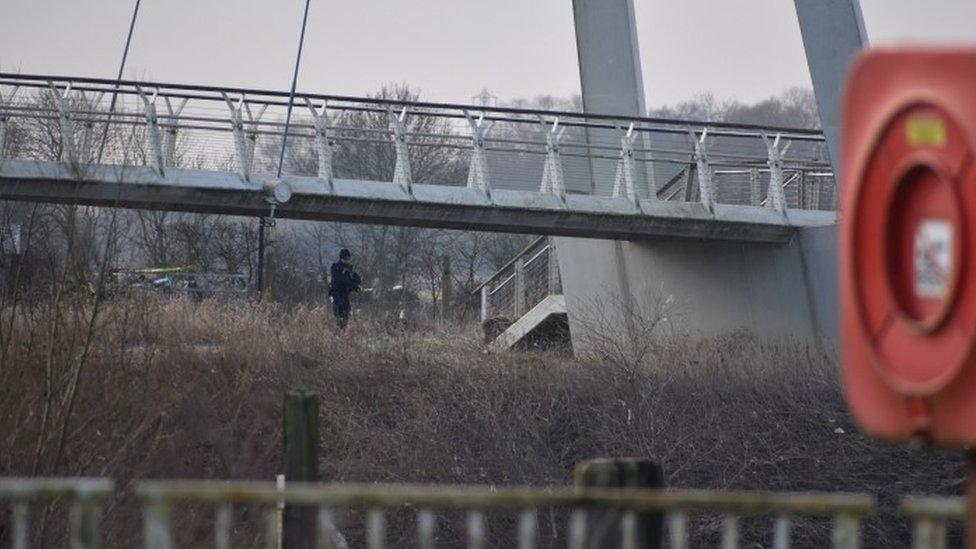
[542,0,842,353]
[490,294,567,351]
[554,225,839,351]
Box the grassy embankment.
[0,296,963,547]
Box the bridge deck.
[0,73,836,243]
[0,159,833,242]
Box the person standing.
[329,248,362,329]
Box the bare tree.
[649,87,820,129]
[258,85,469,309]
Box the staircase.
[475,237,568,350]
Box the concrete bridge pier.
[559,0,865,350]
[554,227,838,352]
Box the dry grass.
[0,295,965,547]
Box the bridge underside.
[0,160,833,243]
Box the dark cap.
[339,248,351,259]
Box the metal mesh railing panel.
[482,238,558,322]
[0,74,835,212]
[523,247,551,310]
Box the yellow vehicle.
[106,266,248,298]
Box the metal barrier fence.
[0,477,114,549]
[135,480,874,549]
[0,73,834,213]
[901,496,963,549]
[477,236,559,322]
[10,476,974,547]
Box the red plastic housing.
[841,47,976,444]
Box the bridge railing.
[135,480,874,548]
[900,495,962,549]
[476,236,559,323]
[0,73,835,213]
[0,477,114,549]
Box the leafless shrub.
[573,288,679,379]
[0,293,964,548]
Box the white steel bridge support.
[557,0,847,350]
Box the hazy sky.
[1,1,974,109]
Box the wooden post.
[480,285,489,323]
[282,391,320,549]
[264,225,275,302]
[257,219,266,299]
[574,458,664,549]
[440,255,452,323]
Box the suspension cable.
[259,0,313,298]
[275,0,313,178]
[95,0,142,162]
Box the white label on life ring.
[914,218,952,299]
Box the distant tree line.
[649,87,820,129]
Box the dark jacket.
[329,261,361,302]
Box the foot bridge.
[0,74,835,244]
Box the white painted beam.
[793,0,868,176]
[572,0,654,195]
[0,159,833,243]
